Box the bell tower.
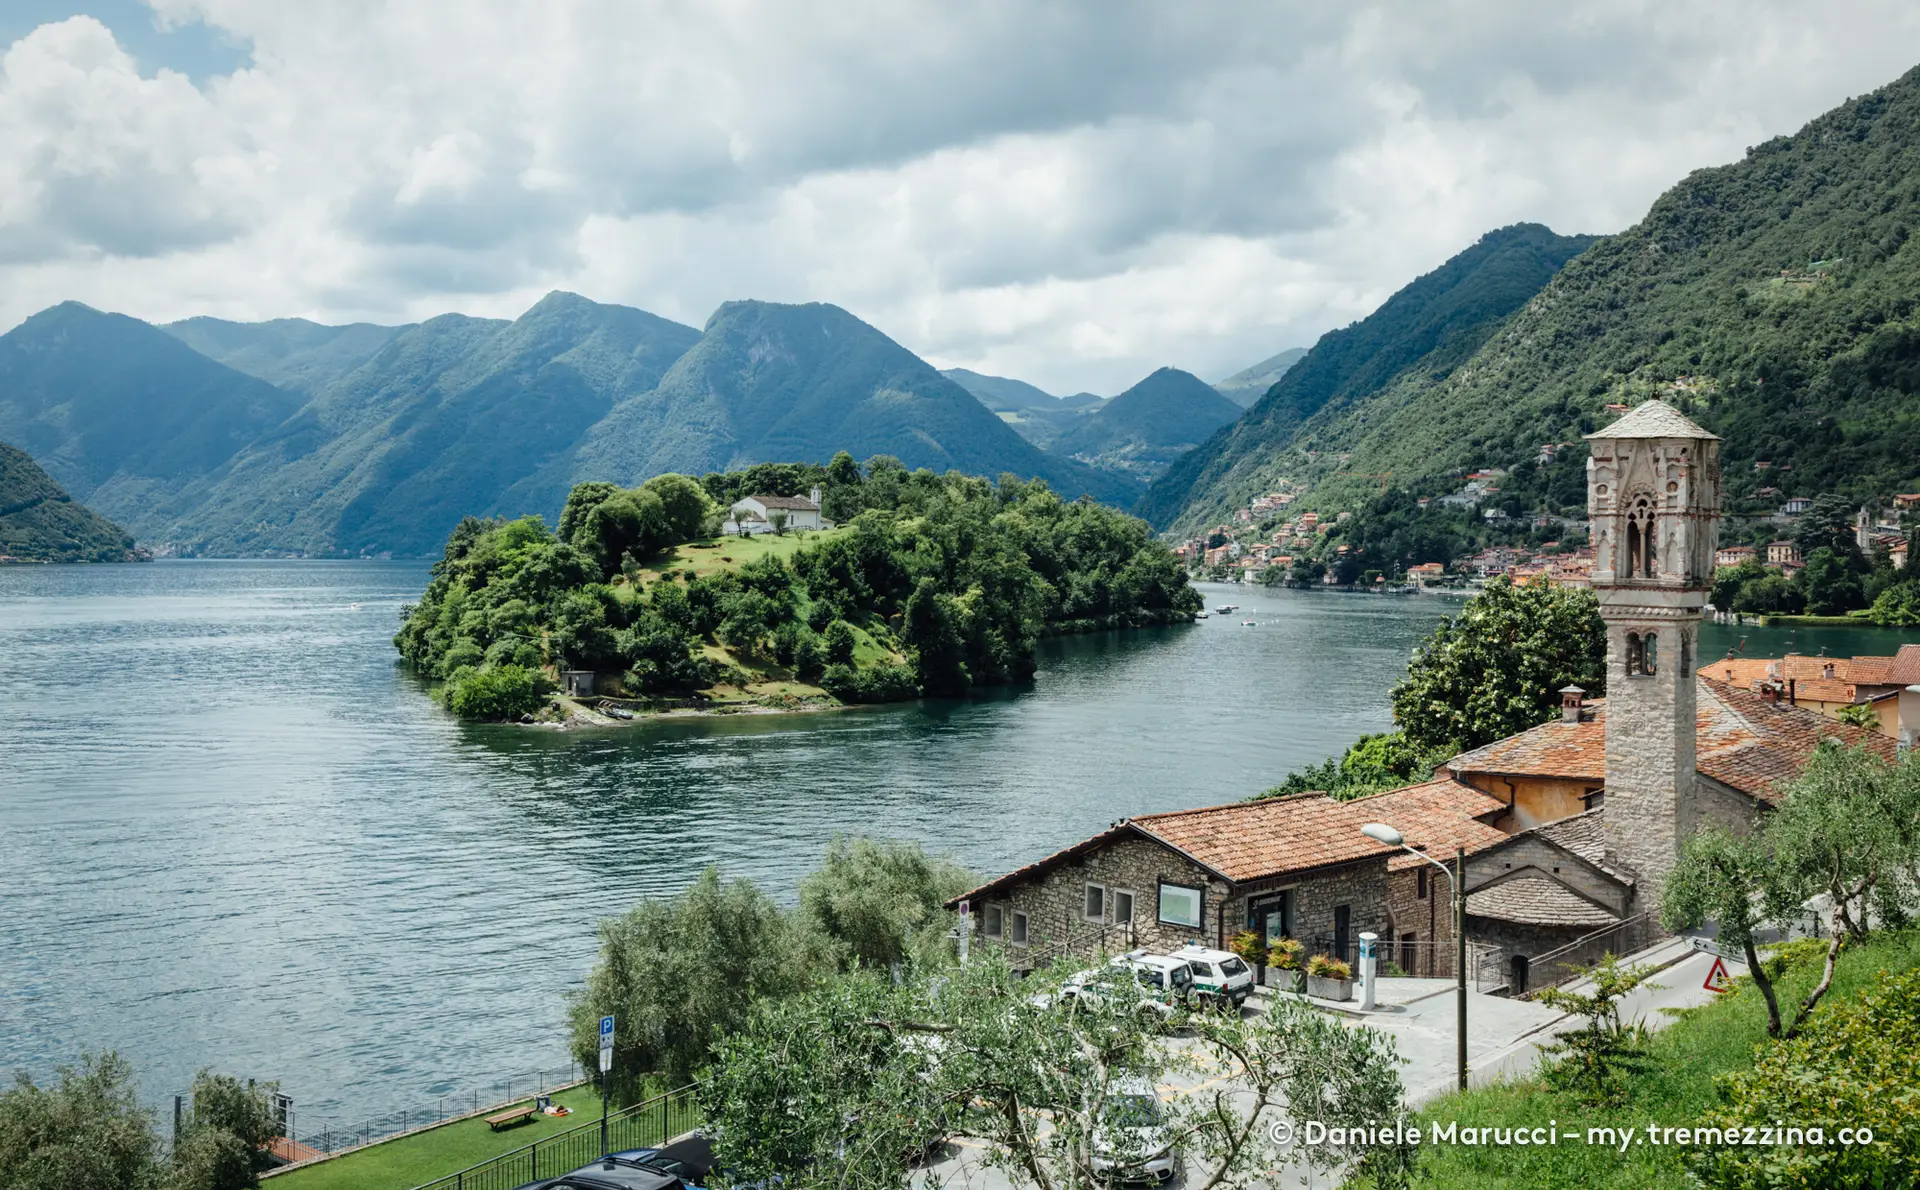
[1584,401,1721,909]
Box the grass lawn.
[632,530,839,587]
[268,1084,606,1190]
[1398,930,1920,1189]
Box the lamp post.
[1363,822,1468,1092]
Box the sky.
[2,3,1919,395]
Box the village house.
[1893,493,1920,512]
[1707,646,1920,744]
[1714,544,1757,567]
[723,488,830,534]
[1407,561,1447,585]
[1765,539,1802,568]
[1777,497,1813,517]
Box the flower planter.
[1306,975,1353,1001]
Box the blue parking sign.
[599,1015,615,1043]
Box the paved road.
[915,936,1744,1189]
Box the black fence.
[1518,914,1660,996]
[262,1063,586,1165]
[411,1083,700,1190]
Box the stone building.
[948,778,1508,970]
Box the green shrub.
[1269,937,1305,971]
[1688,967,1920,1189]
[1306,954,1351,980]
[819,662,919,704]
[1868,578,1920,627]
[442,664,552,720]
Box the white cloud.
[3,1,1919,392]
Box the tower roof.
[1585,399,1718,441]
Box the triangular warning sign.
[1704,956,1733,994]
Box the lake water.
[0,561,1910,1129]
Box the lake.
[0,561,1909,1131]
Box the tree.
[0,1052,162,1190]
[1663,825,1799,1037]
[1800,546,1865,615]
[568,868,828,1094]
[1531,956,1657,1105]
[796,837,977,971]
[170,1072,280,1190]
[1387,578,1605,753]
[557,482,622,544]
[640,474,716,543]
[573,489,669,576]
[1792,494,1862,563]
[1731,572,1804,615]
[701,958,1417,1190]
[1869,578,1920,627]
[442,664,551,720]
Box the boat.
[1214,604,1238,613]
[1241,619,1256,626]
[1194,611,1210,619]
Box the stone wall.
[1385,865,1455,978]
[965,834,1222,964]
[1598,613,1700,914]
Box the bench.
[485,1104,537,1131]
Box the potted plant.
[1305,954,1354,1001]
[1229,930,1268,985]
[1268,937,1306,993]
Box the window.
[1010,910,1030,946]
[1644,632,1658,674]
[1416,868,1428,900]
[982,905,1004,938]
[1220,956,1249,977]
[1113,889,1136,925]
[1583,789,1606,812]
[1084,883,1106,922]
[1158,881,1203,928]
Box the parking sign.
[598,1014,615,1073]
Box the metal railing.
[1304,935,1509,993]
[410,1083,701,1190]
[1518,913,1659,995]
[258,1062,585,1171]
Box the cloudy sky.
[3,2,1918,394]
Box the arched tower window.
[1643,631,1658,674]
[1625,632,1643,675]
[1624,494,1658,579]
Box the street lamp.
[1362,822,1468,1092]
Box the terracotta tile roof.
[1888,644,1920,687]
[946,779,1510,906]
[1467,877,1619,927]
[1447,678,1898,806]
[1134,778,1509,884]
[1706,652,1906,690]
[745,493,819,511]
[1450,711,1607,781]
[1695,679,1898,804]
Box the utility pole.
[1456,845,1468,1093]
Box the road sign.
[598,1014,615,1073]
[1704,956,1733,994]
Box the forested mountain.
[1154,64,1920,533]
[164,316,406,394]
[556,301,1139,510]
[1140,224,1596,532]
[1051,367,1245,482]
[0,441,139,562]
[1213,347,1306,406]
[2,292,1142,556]
[943,367,1112,452]
[941,368,1059,411]
[0,303,304,539]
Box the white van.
[1170,944,1255,1007]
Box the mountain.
[181,291,705,555]
[0,302,305,539]
[1202,64,1920,520]
[1213,347,1307,406]
[941,367,1059,411]
[163,316,406,394]
[0,440,139,562]
[1050,367,1244,482]
[559,300,1141,508]
[1140,223,1598,531]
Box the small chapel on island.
[950,401,1896,992]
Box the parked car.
[513,1161,684,1190]
[1171,943,1254,1008]
[1089,1077,1180,1183]
[1036,951,1194,1018]
[607,1134,718,1185]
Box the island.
[394,454,1202,722]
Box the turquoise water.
[0,561,1909,1127]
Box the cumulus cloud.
[3,0,1919,391]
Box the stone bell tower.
[1584,401,1721,909]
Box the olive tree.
[701,958,1417,1190]
[796,836,977,972]
[0,1053,162,1190]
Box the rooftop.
[1585,399,1719,441]
[1467,876,1618,928]
[743,493,819,511]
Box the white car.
[1171,944,1255,1008]
[1089,1077,1179,1183]
[1037,952,1194,1018]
